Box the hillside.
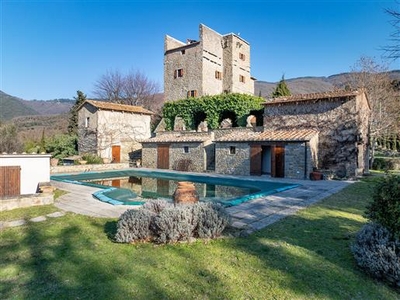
[255,70,400,98]
[0,91,39,120]
[0,90,74,121]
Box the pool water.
[51,169,299,207]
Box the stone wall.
[284,141,316,179]
[170,143,205,172]
[264,95,370,177]
[215,142,250,176]
[142,144,158,169]
[0,194,53,212]
[51,163,130,174]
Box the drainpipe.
[304,142,308,180]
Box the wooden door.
[0,166,21,197]
[271,145,285,178]
[250,145,262,176]
[112,145,121,163]
[157,144,170,169]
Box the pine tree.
[272,75,291,98]
[68,90,87,135]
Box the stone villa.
[164,24,255,102]
[141,24,372,179]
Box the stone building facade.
[77,100,153,163]
[214,129,319,179]
[164,24,254,102]
[141,131,214,173]
[263,90,370,177]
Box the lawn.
[0,177,398,299]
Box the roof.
[79,100,154,115]
[214,129,319,142]
[264,90,364,106]
[141,133,212,143]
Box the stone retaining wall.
[51,163,130,174]
[0,194,54,212]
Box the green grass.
[0,177,398,299]
[0,205,59,222]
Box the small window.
[229,146,236,155]
[215,71,222,80]
[181,50,185,55]
[239,75,246,83]
[187,90,198,98]
[239,53,246,61]
[85,117,90,128]
[174,68,184,78]
[183,146,189,153]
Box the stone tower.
[164,24,254,102]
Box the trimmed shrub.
[366,175,400,238]
[115,209,155,243]
[152,206,198,243]
[114,200,231,244]
[352,223,400,287]
[142,199,171,214]
[194,202,231,239]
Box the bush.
[115,209,155,243]
[372,157,395,171]
[152,206,198,243]
[114,200,231,244]
[194,202,231,239]
[366,175,400,238]
[81,153,103,164]
[352,223,400,287]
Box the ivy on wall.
[162,93,265,130]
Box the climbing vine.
[162,93,265,130]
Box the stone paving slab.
[30,216,47,222]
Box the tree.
[0,123,22,153]
[348,56,400,166]
[93,69,160,109]
[272,75,291,98]
[382,2,400,60]
[68,90,87,135]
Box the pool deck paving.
[49,170,352,234]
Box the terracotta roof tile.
[141,133,212,143]
[264,90,363,105]
[84,100,154,115]
[215,129,318,142]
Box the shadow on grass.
[104,220,118,241]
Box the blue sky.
[1,0,399,100]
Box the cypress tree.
[272,75,291,98]
[68,90,87,135]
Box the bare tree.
[348,56,400,166]
[382,2,400,60]
[93,69,160,109]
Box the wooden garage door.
[250,145,262,176]
[157,144,170,169]
[0,166,21,198]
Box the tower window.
[239,75,246,83]
[187,90,198,98]
[215,71,222,80]
[85,117,90,128]
[174,69,184,78]
[183,146,189,153]
[229,146,236,155]
[239,53,246,61]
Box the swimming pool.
[51,169,300,207]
